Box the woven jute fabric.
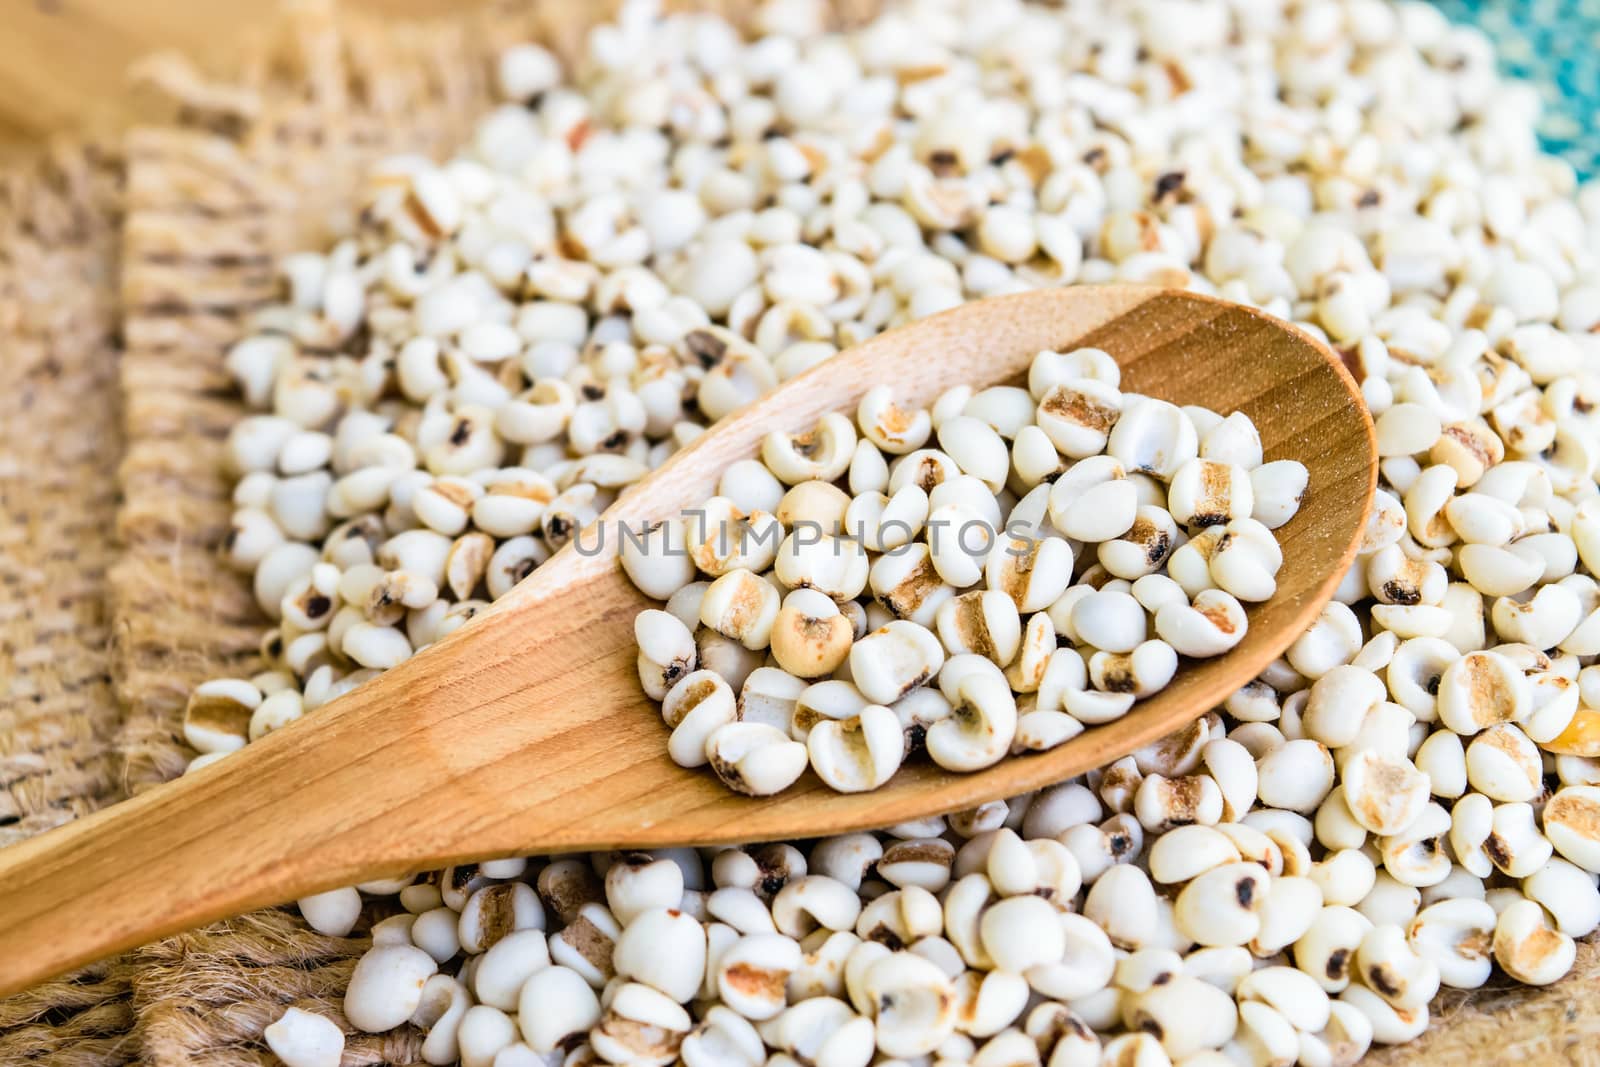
[0,144,125,855]
[0,0,1588,1063]
[0,143,139,1064]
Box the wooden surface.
[0,286,1376,996]
[0,0,472,157]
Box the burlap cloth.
[0,138,136,1066]
[0,0,1598,1062]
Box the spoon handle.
[0,553,649,998]
[0,685,410,997]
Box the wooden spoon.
[0,286,1374,996]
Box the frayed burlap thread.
[0,143,139,1064]
[91,0,1600,1064]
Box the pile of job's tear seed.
[190,1,1600,1064]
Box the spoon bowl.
[0,286,1375,995]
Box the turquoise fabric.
[1432,0,1600,176]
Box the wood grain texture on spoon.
[0,286,1375,996]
